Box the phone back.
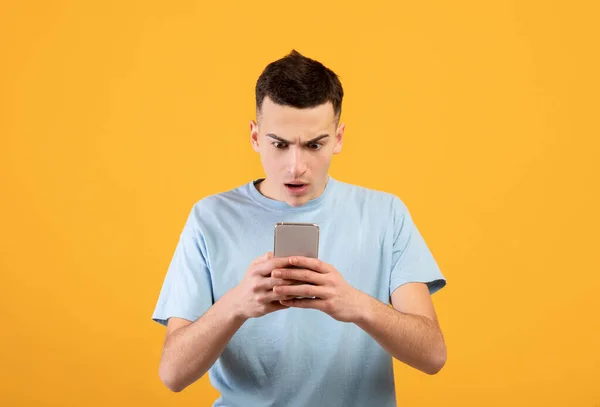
[274,222,319,258]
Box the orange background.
[1,1,599,406]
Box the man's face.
[250,96,345,207]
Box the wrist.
[222,286,249,324]
[351,290,375,325]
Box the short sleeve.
[389,196,446,298]
[151,213,214,327]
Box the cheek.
[314,152,332,168]
[260,150,282,170]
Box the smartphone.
[273,222,320,299]
[274,222,319,259]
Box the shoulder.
[332,178,409,215]
[183,182,253,228]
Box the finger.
[273,284,326,299]
[266,291,301,302]
[288,256,329,273]
[271,268,326,285]
[252,256,294,276]
[279,299,325,310]
[250,252,273,267]
[260,278,297,291]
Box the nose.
[287,147,308,178]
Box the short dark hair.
[255,49,344,122]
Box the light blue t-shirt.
[152,176,446,407]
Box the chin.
[280,184,312,205]
[285,197,308,207]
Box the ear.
[333,122,345,154]
[250,120,260,152]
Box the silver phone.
[273,222,320,259]
[273,222,320,299]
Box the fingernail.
[290,257,297,265]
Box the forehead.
[259,97,336,135]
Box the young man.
[152,50,447,406]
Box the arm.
[274,199,447,374]
[158,289,246,392]
[273,257,447,375]
[354,282,447,375]
[158,254,298,392]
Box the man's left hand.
[271,256,369,323]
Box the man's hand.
[271,256,368,323]
[272,257,447,374]
[230,252,299,320]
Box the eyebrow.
[265,133,330,145]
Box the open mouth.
[284,183,309,195]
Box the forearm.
[354,294,446,375]
[159,289,247,392]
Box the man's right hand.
[230,252,298,319]
[159,252,296,392]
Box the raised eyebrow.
[266,134,329,145]
[306,134,329,144]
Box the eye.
[308,143,323,151]
[272,142,288,149]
